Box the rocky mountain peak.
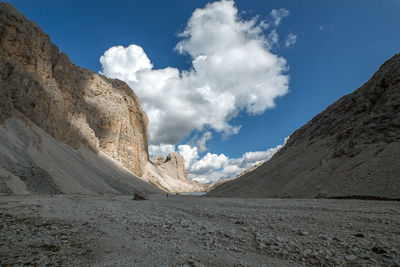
[150,152,189,182]
[165,152,185,169]
[151,155,166,165]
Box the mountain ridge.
[208,53,400,198]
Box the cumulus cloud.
[177,145,199,169]
[100,45,152,82]
[100,1,294,184]
[100,0,289,147]
[191,153,229,174]
[151,136,288,184]
[148,143,175,158]
[285,33,297,48]
[189,137,289,183]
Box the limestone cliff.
[143,153,206,193]
[153,153,189,182]
[0,2,148,177]
[209,53,400,199]
[0,2,207,194]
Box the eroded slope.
[209,54,400,198]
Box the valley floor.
[0,194,399,266]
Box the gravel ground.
[0,194,399,266]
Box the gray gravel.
[0,194,399,266]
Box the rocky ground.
[0,194,399,266]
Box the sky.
[6,0,400,183]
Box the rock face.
[143,153,206,193]
[0,2,148,177]
[0,2,205,194]
[208,54,400,199]
[154,153,189,182]
[0,2,164,194]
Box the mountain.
[208,53,400,199]
[0,2,202,194]
[143,153,206,193]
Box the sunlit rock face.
[0,2,148,177]
[144,153,207,193]
[0,2,207,194]
[160,153,190,182]
[209,53,400,199]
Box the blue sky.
[7,0,400,182]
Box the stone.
[191,261,207,267]
[133,191,148,201]
[344,255,358,261]
[372,246,387,254]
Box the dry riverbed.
[0,194,399,266]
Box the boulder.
[133,190,148,200]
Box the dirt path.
[0,194,399,266]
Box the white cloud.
[147,138,289,186]
[100,45,152,82]
[100,2,294,184]
[149,143,175,158]
[270,8,290,26]
[191,153,229,174]
[285,33,297,48]
[187,137,288,184]
[149,136,288,184]
[100,0,289,147]
[177,144,199,169]
[243,150,275,162]
[191,176,211,184]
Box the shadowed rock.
[208,53,400,199]
[0,2,148,177]
[144,152,207,193]
[0,2,163,195]
[133,190,148,200]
